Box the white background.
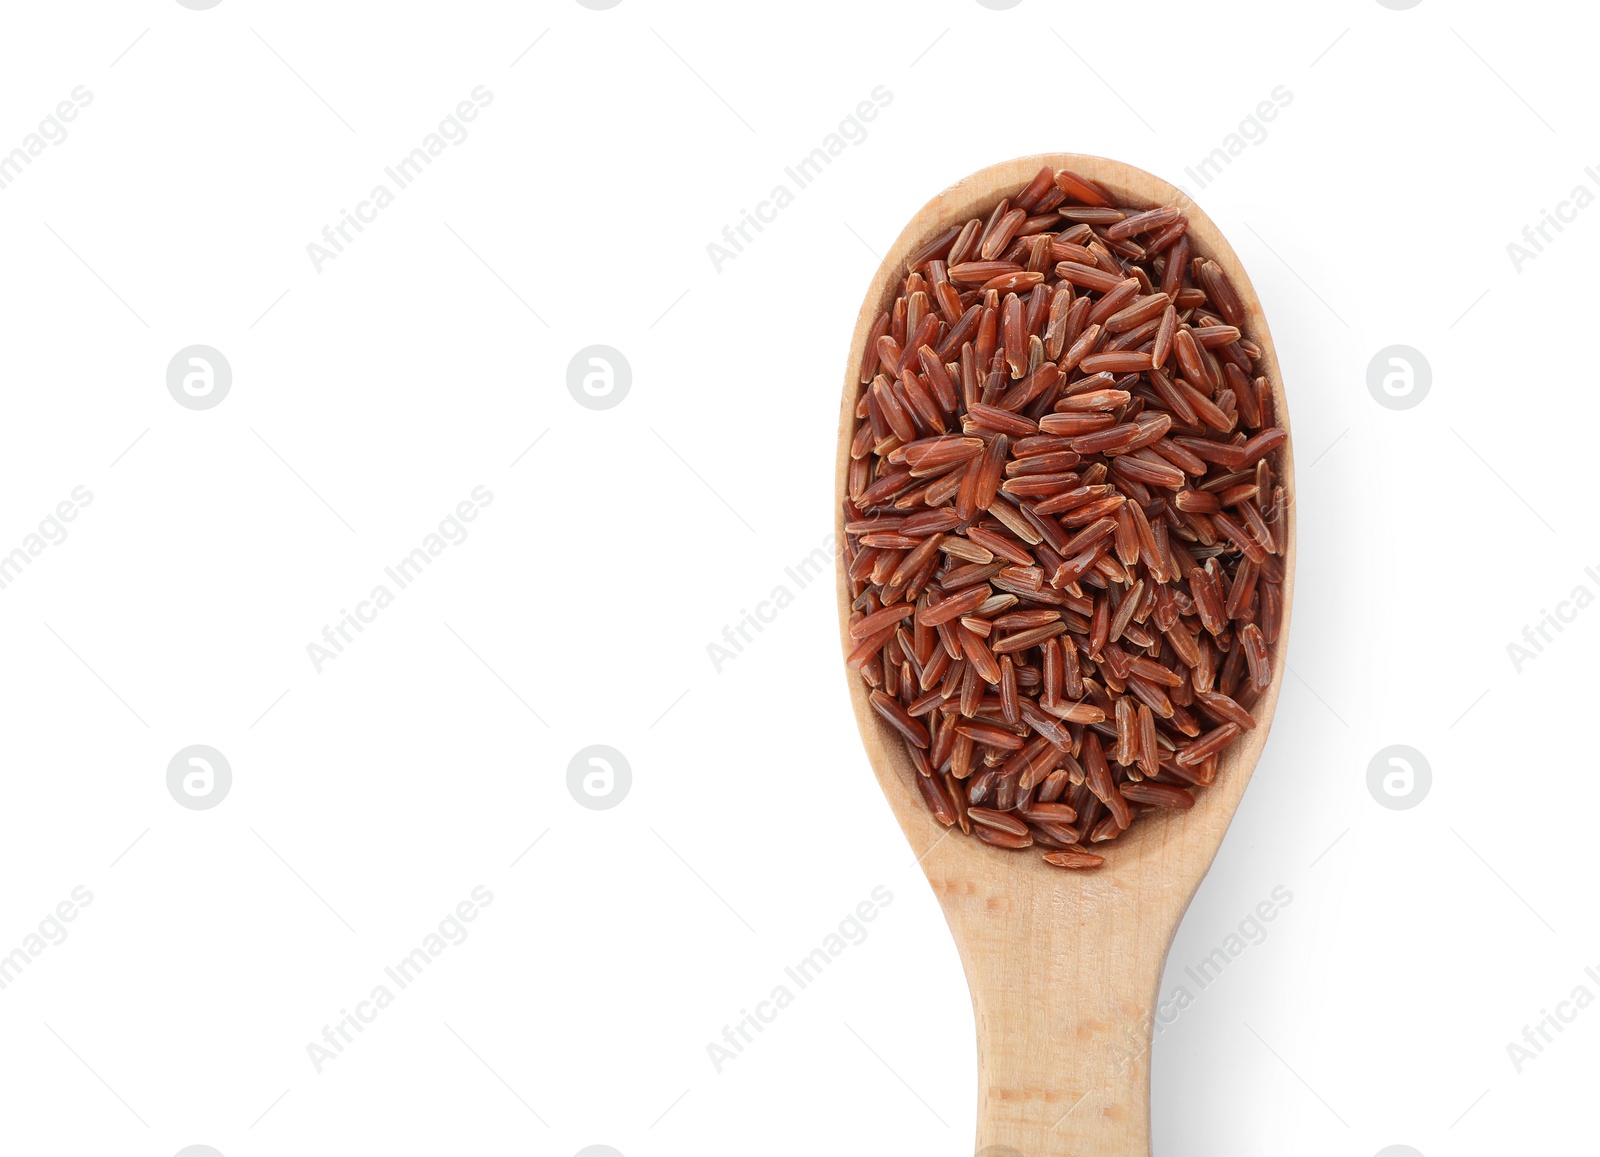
[0,2,1594,1155]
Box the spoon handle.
[942,873,1166,1154]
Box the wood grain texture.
[834,154,1296,1156]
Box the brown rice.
[843,166,1286,871]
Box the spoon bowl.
[835,153,1295,1155]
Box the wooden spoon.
[834,154,1295,1155]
